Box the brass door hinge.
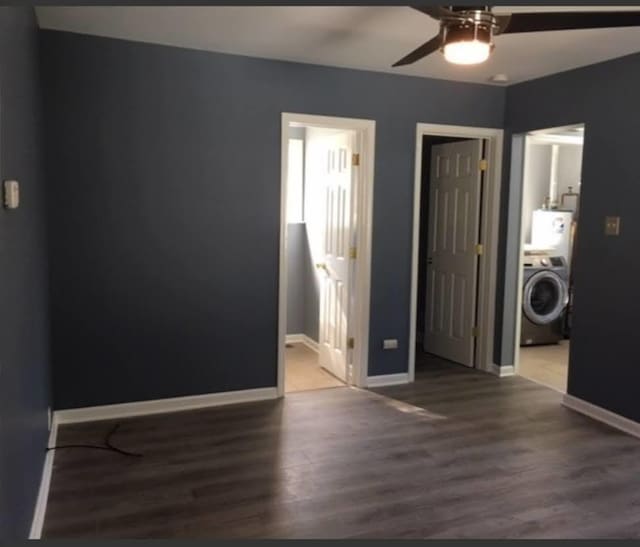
[349,246,357,259]
[347,337,355,349]
[475,243,484,256]
[479,158,488,172]
[352,153,360,167]
[472,327,480,337]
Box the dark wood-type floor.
[43,354,640,538]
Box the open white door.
[305,127,355,383]
[424,139,483,367]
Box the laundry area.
[517,124,584,392]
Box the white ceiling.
[35,6,640,85]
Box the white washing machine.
[521,255,569,346]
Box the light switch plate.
[605,216,621,236]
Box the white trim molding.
[489,364,515,378]
[562,394,640,439]
[55,387,278,425]
[367,373,410,388]
[409,123,504,381]
[30,387,277,537]
[285,334,319,353]
[279,113,376,396]
[29,417,59,539]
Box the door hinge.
[347,337,355,349]
[475,243,484,256]
[352,153,360,167]
[349,246,357,259]
[479,158,488,172]
[472,326,480,337]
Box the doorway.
[409,123,504,379]
[514,124,584,393]
[277,113,375,396]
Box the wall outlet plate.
[605,216,621,236]
[383,339,399,350]
[3,180,19,209]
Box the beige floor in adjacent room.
[285,342,344,393]
[518,339,569,392]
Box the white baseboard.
[286,334,319,353]
[489,364,515,378]
[562,394,640,439]
[30,386,277,537]
[29,416,58,539]
[55,387,278,425]
[367,373,410,388]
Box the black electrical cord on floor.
[46,423,142,457]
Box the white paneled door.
[424,139,484,367]
[305,128,355,383]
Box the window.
[286,138,304,223]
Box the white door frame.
[409,123,505,381]
[278,112,376,397]
[513,133,531,376]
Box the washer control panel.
[523,255,566,269]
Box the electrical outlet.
[605,216,621,236]
[3,180,19,209]
[383,339,399,350]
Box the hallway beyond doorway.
[284,343,344,393]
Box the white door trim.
[278,113,376,396]
[409,123,504,380]
[513,134,531,375]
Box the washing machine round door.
[523,271,569,325]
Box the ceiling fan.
[394,6,640,66]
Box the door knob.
[316,263,330,274]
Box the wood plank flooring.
[43,353,640,538]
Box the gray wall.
[285,222,318,341]
[285,126,319,340]
[503,51,640,422]
[556,145,583,207]
[0,7,51,539]
[286,222,305,335]
[40,30,504,409]
[302,232,320,342]
[286,127,305,335]
[521,143,552,243]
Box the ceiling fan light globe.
[443,40,491,65]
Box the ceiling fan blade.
[495,15,512,34]
[411,6,456,20]
[500,11,640,34]
[392,34,442,67]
